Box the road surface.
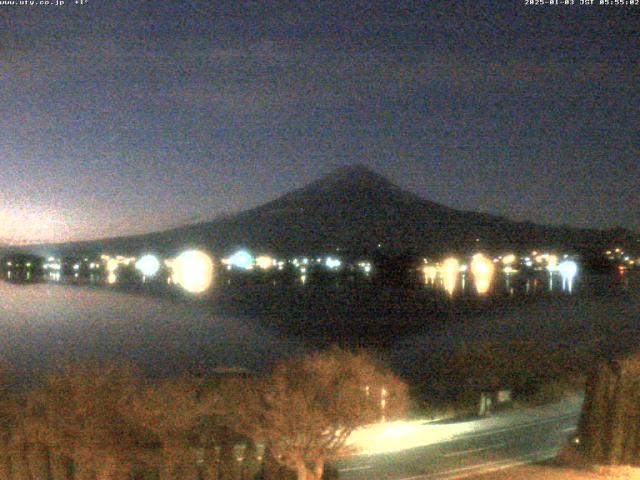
[335,396,582,480]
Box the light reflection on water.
[0,271,637,382]
[394,271,640,379]
[441,258,459,296]
[470,253,495,295]
[424,268,583,297]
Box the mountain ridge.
[17,165,638,258]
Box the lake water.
[0,281,305,378]
[0,272,638,383]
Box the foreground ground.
[470,464,640,480]
[336,395,583,479]
[340,392,640,480]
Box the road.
[334,396,582,480]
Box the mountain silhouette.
[24,165,637,259]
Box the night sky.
[1,0,638,244]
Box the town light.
[423,265,437,285]
[171,249,214,294]
[135,254,161,278]
[470,253,495,295]
[226,250,254,270]
[502,254,516,265]
[255,255,275,270]
[106,258,119,274]
[441,257,459,296]
[558,260,577,278]
[325,257,342,270]
[559,260,578,292]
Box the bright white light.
[558,260,577,278]
[172,250,214,294]
[348,418,477,456]
[325,257,342,269]
[559,260,578,292]
[136,254,161,277]
[226,250,254,270]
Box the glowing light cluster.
[106,258,119,274]
[502,254,517,265]
[559,260,578,292]
[358,261,372,275]
[171,249,214,294]
[101,254,137,285]
[325,257,342,270]
[255,255,275,270]
[440,257,459,296]
[225,250,254,270]
[135,254,161,277]
[558,260,577,278]
[422,265,437,285]
[102,254,136,275]
[470,253,495,295]
[44,259,61,271]
[546,254,559,272]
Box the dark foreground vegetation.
[0,348,409,480]
[476,350,640,480]
[418,340,586,415]
[578,350,640,465]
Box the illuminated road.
[335,396,582,480]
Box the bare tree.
[244,347,410,480]
[126,376,222,480]
[26,362,144,480]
